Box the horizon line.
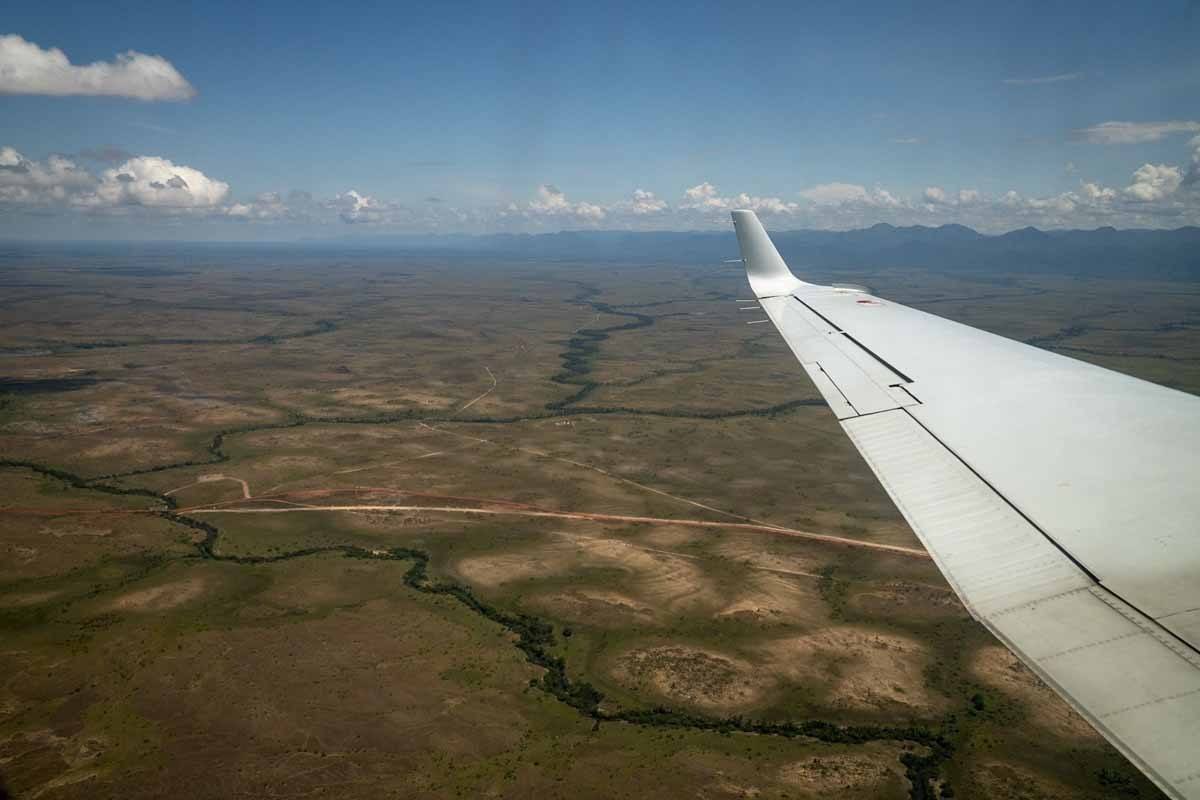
[2,221,1199,247]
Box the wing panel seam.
[1091,587,1200,668]
[1039,630,1148,662]
[903,406,1200,663]
[840,330,914,384]
[901,408,1102,583]
[813,363,859,416]
[1097,686,1200,720]
[793,296,842,332]
[988,586,1095,618]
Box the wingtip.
[730,210,805,297]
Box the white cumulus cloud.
[0,146,93,203]
[628,188,667,214]
[0,34,195,101]
[87,157,228,208]
[681,182,799,215]
[1123,163,1183,202]
[918,187,981,206]
[0,147,228,211]
[733,194,799,214]
[524,184,607,222]
[798,182,902,208]
[1080,182,1116,202]
[225,192,290,220]
[681,181,726,208]
[798,182,869,205]
[1185,135,1200,187]
[332,189,402,224]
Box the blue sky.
[1,0,1198,238]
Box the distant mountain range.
[360,223,1200,280]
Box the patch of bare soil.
[572,535,716,611]
[612,645,772,711]
[715,571,828,627]
[78,438,182,461]
[173,400,273,426]
[454,541,577,588]
[778,743,911,797]
[968,758,1078,799]
[8,544,38,563]
[455,533,717,611]
[636,524,703,548]
[527,589,655,627]
[849,580,965,620]
[254,454,328,475]
[709,536,828,578]
[0,727,107,797]
[762,626,945,715]
[970,644,1100,742]
[109,577,207,612]
[40,522,113,538]
[329,387,454,409]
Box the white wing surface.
[730,210,1200,799]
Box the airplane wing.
[730,210,1200,799]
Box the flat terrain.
[2,242,1196,799]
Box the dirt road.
[186,501,929,558]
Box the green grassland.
[1,249,1193,799]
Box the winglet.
[730,210,806,298]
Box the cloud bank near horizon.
[2,129,1199,235]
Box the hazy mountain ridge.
[383,224,1200,279]
[5,223,1199,280]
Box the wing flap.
[846,408,1200,799]
[800,363,857,419]
[759,295,916,419]
[843,410,1089,616]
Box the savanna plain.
[2,242,1197,799]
